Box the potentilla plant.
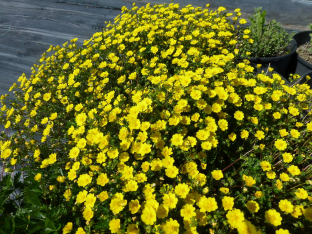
[0,2,312,234]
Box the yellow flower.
[275,139,287,151]
[197,196,218,213]
[228,133,236,141]
[196,129,210,141]
[69,147,80,159]
[84,193,96,207]
[246,200,260,213]
[292,205,304,218]
[243,175,256,187]
[212,103,221,113]
[236,220,260,234]
[43,93,51,101]
[254,131,265,140]
[273,112,281,119]
[129,200,141,214]
[163,192,178,209]
[218,119,228,131]
[282,153,293,163]
[241,130,249,139]
[288,106,299,116]
[260,161,271,171]
[234,111,244,121]
[226,208,245,228]
[265,209,282,226]
[109,219,120,233]
[266,171,276,180]
[48,153,57,164]
[190,89,202,100]
[180,204,196,220]
[174,183,190,198]
[162,218,179,234]
[123,180,138,192]
[211,170,224,180]
[4,121,11,129]
[279,129,289,137]
[276,179,283,190]
[295,188,308,199]
[151,46,158,54]
[76,190,88,204]
[156,204,169,219]
[280,173,289,182]
[141,162,150,173]
[77,174,92,187]
[82,206,93,221]
[34,173,42,181]
[96,173,109,186]
[307,122,312,132]
[98,191,109,202]
[76,112,87,126]
[68,169,76,181]
[126,224,140,234]
[251,117,258,125]
[171,134,184,146]
[165,166,179,178]
[279,199,294,214]
[62,222,73,234]
[63,189,71,201]
[141,206,156,225]
[239,19,247,24]
[76,138,87,149]
[290,129,300,138]
[303,207,312,222]
[220,187,229,194]
[288,165,301,176]
[50,112,57,120]
[110,193,127,214]
[222,196,234,211]
[75,227,86,234]
[276,229,291,234]
[255,191,264,198]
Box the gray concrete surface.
[0,0,312,180]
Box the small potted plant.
[240,7,296,80]
[293,24,312,76]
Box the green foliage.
[241,7,295,57]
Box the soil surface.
[297,42,312,64]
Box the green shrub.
[240,7,295,58]
[0,3,312,234]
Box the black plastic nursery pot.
[293,30,312,76]
[249,40,297,81]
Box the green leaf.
[2,174,13,189]
[0,189,11,207]
[13,172,22,186]
[24,188,42,206]
[4,216,14,234]
[27,221,45,234]
[14,216,28,229]
[45,218,58,233]
[33,211,47,220]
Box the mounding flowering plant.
[0,2,312,234]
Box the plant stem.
[222,148,254,172]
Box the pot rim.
[293,30,312,38]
